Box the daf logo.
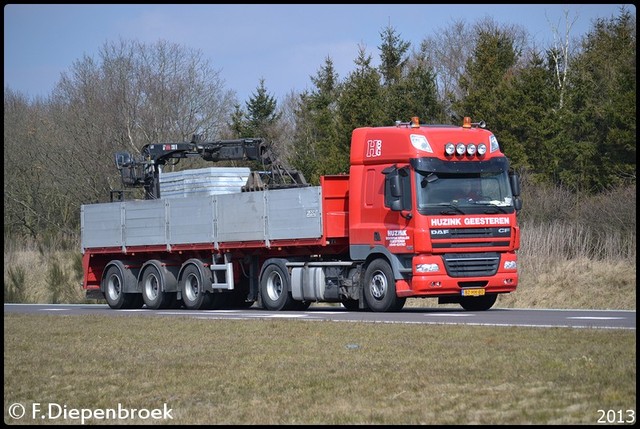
[498,228,509,233]
[431,229,449,235]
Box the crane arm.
[114,135,306,199]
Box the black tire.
[103,265,143,309]
[180,264,214,310]
[459,293,497,311]
[363,259,406,312]
[260,260,296,311]
[141,264,174,310]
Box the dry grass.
[4,220,635,310]
[3,249,85,304]
[3,314,636,425]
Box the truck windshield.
[416,170,514,214]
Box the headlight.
[503,261,517,270]
[416,263,440,273]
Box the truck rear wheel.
[363,259,406,312]
[260,260,297,311]
[103,265,143,309]
[459,293,497,311]
[141,264,175,309]
[180,264,213,310]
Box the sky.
[4,4,634,104]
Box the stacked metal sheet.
[159,167,251,198]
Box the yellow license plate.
[461,288,485,297]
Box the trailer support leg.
[248,255,259,302]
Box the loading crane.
[114,135,307,199]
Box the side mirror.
[514,196,523,212]
[509,171,521,197]
[383,165,412,215]
[389,174,402,198]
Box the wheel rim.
[184,273,199,302]
[144,272,160,300]
[369,270,387,300]
[107,275,121,301]
[266,271,283,302]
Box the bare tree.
[47,38,237,203]
[5,39,238,245]
[420,17,527,120]
[419,19,473,119]
[546,8,579,109]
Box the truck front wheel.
[260,260,297,311]
[363,259,406,312]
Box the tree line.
[3,8,636,248]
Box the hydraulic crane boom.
[114,135,307,199]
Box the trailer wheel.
[141,264,174,310]
[103,265,143,310]
[180,264,213,310]
[459,293,497,311]
[363,259,406,312]
[260,260,296,311]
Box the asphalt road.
[4,303,635,330]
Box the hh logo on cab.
[366,140,382,158]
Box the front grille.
[443,252,500,277]
[430,227,511,250]
[433,241,510,248]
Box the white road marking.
[426,313,473,317]
[568,316,624,320]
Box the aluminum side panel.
[81,187,325,250]
[124,199,166,246]
[266,187,322,240]
[216,192,266,242]
[167,197,215,245]
[81,203,123,250]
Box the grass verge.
[3,313,636,425]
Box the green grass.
[3,313,636,425]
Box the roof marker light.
[463,117,472,128]
[410,134,433,153]
[411,116,420,128]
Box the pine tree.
[335,46,385,174]
[562,8,636,191]
[290,57,341,183]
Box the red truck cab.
[346,117,521,311]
